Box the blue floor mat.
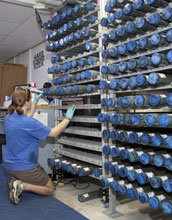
[0,165,89,220]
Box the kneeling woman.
[3,87,75,204]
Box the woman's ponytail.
[16,105,24,115]
[8,88,31,115]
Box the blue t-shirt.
[3,112,51,171]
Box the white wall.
[8,42,52,89]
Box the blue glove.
[33,90,43,104]
[65,105,76,120]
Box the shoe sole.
[7,179,19,205]
[7,179,14,192]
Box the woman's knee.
[46,179,54,195]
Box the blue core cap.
[162,7,172,21]
[137,173,148,185]
[115,8,123,19]
[128,132,138,144]
[152,134,163,147]
[162,201,172,214]
[148,12,160,25]
[93,168,101,177]
[158,114,171,127]
[149,197,160,210]
[128,59,137,70]
[112,113,121,124]
[109,29,116,40]
[167,50,172,63]
[151,53,162,66]
[110,181,118,192]
[102,145,111,155]
[118,44,127,55]
[163,179,172,193]
[150,33,161,46]
[110,130,119,141]
[148,72,159,85]
[101,18,108,27]
[165,158,172,171]
[165,136,172,149]
[166,29,172,42]
[127,170,137,181]
[131,114,141,126]
[119,78,128,89]
[139,56,149,68]
[149,94,161,107]
[110,63,118,74]
[86,84,94,93]
[140,153,151,165]
[119,149,128,160]
[127,40,137,52]
[116,26,126,37]
[111,147,120,158]
[102,129,110,139]
[104,161,112,170]
[123,3,133,15]
[134,95,145,107]
[140,133,150,145]
[110,79,118,90]
[133,0,144,9]
[126,21,136,33]
[138,37,148,49]
[136,74,147,86]
[138,192,149,204]
[119,131,128,142]
[127,188,137,200]
[99,80,107,90]
[144,114,156,126]
[150,176,161,189]
[136,17,145,29]
[117,185,126,196]
[129,76,137,89]
[107,98,115,107]
[154,155,164,167]
[166,93,172,106]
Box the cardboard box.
[0,64,27,106]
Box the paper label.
[108,178,114,183]
[84,193,89,198]
[118,165,124,169]
[135,169,143,174]
[159,73,166,79]
[136,187,144,193]
[125,184,133,189]
[157,195,166,201]
[137,151,143,157]
[146,172,154,178]
[148,192,155,198]
[163,154,171,159]
[128,149,134,152]
[118,180,125,185]
[84,167,90,171]
[149,152,156,156]
[112,162,118,165]
[161,176,168,181]
[127,166,134,171]
[118,147,125,151]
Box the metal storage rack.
[99,0,172,216]
[44,0,106,180]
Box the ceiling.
[0,0,55,62]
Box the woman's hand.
[65,105,76,120]
[33,90,43,104]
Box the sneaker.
[7,178,23,204]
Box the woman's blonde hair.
[8,87,31,115]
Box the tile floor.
[53,179,171,220]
